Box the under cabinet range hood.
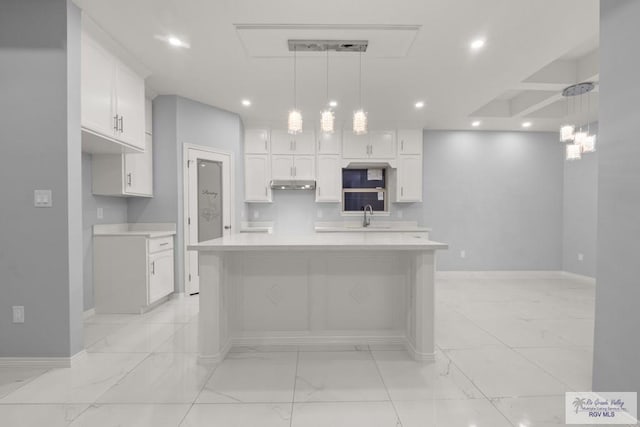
[270,180,316,190]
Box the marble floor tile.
[470,317,572,347]
[83,323,127,348]
[493,395,587,427]
[294,351,388,402]
[197,352,298,403]
[69,403,191,427]
[97,353,214,403]
[394,398,513,427]
[514,346,593,391]
[436,317,505,350]
[154,321,199,353]
[0,353,147,404]
[445,346,569,398]
[0,367,48,399]
[84,314,140,324]
[291,401,400,427]
[0,404,87,427]
[181,403,292,427]
[372,350,483,401]
[87,321,182,353]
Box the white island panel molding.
[189,233,447,363]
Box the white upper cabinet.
[271,129,315,155]
[245,129,270,154]
[271,155,315,180]
[369,131,396,158]
[396,155,422,202]
[81,34,116,138]
[397,129,423,155]
[342,132,370,158]
[114,62,145,149]
[342,130,396,159]
[316,155,341,202]
[244,154,271,202]
[124,133,153,196]
[145,98,152,135]
[317,131,341,154]
[81,33,145,152]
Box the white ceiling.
[74,0,599,131]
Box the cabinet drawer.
[149,236,173,253]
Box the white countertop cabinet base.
[195,244,441,363]
[94,233,175,314]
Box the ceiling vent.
[287,40,368,53]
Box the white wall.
[593,0,640,396]
[0,0,83,357]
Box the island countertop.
[188,232,448,252]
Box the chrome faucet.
[363,204,373,227]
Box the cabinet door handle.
[114,115,119,132]
[318,187,321,196]
[401,140,404,151]
[151,261,155,275]
[401,186,404,197]
[127,173,132,186]
[294,166,297,177]
[160,242,169,246]
[318,139,322,152]
[224,225,232,230]
[119,116,124,133]
[264,186,267,196]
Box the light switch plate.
[97,207,104,219]
[34,189,52,208]
[12,306,24,323]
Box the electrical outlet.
[97,207,104,220]
[253,210,259,219]
[578,253,584,262]
[34,189,52,207]
[460,250,466,259]
[12,306,24,323]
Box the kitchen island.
[188,232,447,362]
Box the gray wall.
[128,95,245,293]
[0,0,83,357]
[593,0,640,395]
[422,130,564,270]
[82,154,128,311]
[562,125,598,278]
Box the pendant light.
[353,47,368,135]
[559,82,596,160]
[320,48,335,134]
[288,46,302,134]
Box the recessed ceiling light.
[329,100,338,108]
[156,35,190,48]
[415,101,425,109]
[471,120,481,127]
[470,38,486,50]
[241,99,251,107]
[522,121,532,128]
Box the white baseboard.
[436,270,596,284]
[404,340,436,363]
[0,350,87,369]
[561,271,596,284]
[83,308,95,320]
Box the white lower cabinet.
[316,155,341,202]
[94,234,175,314]
[244,154,271,202]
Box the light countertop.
[93,223,176,238]
[314,221,431,233]
[188,232,447,252]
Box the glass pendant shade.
[320,109,335,134]
[582,134,596,153]
[560,125,575,142]
[288,109,302,134]
[574,131,588,147]
[353,109,368,135]
[566,143,582,161]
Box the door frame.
[182,143,235,295]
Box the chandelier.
[560,82,596,161]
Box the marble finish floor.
[0,272,617,426]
